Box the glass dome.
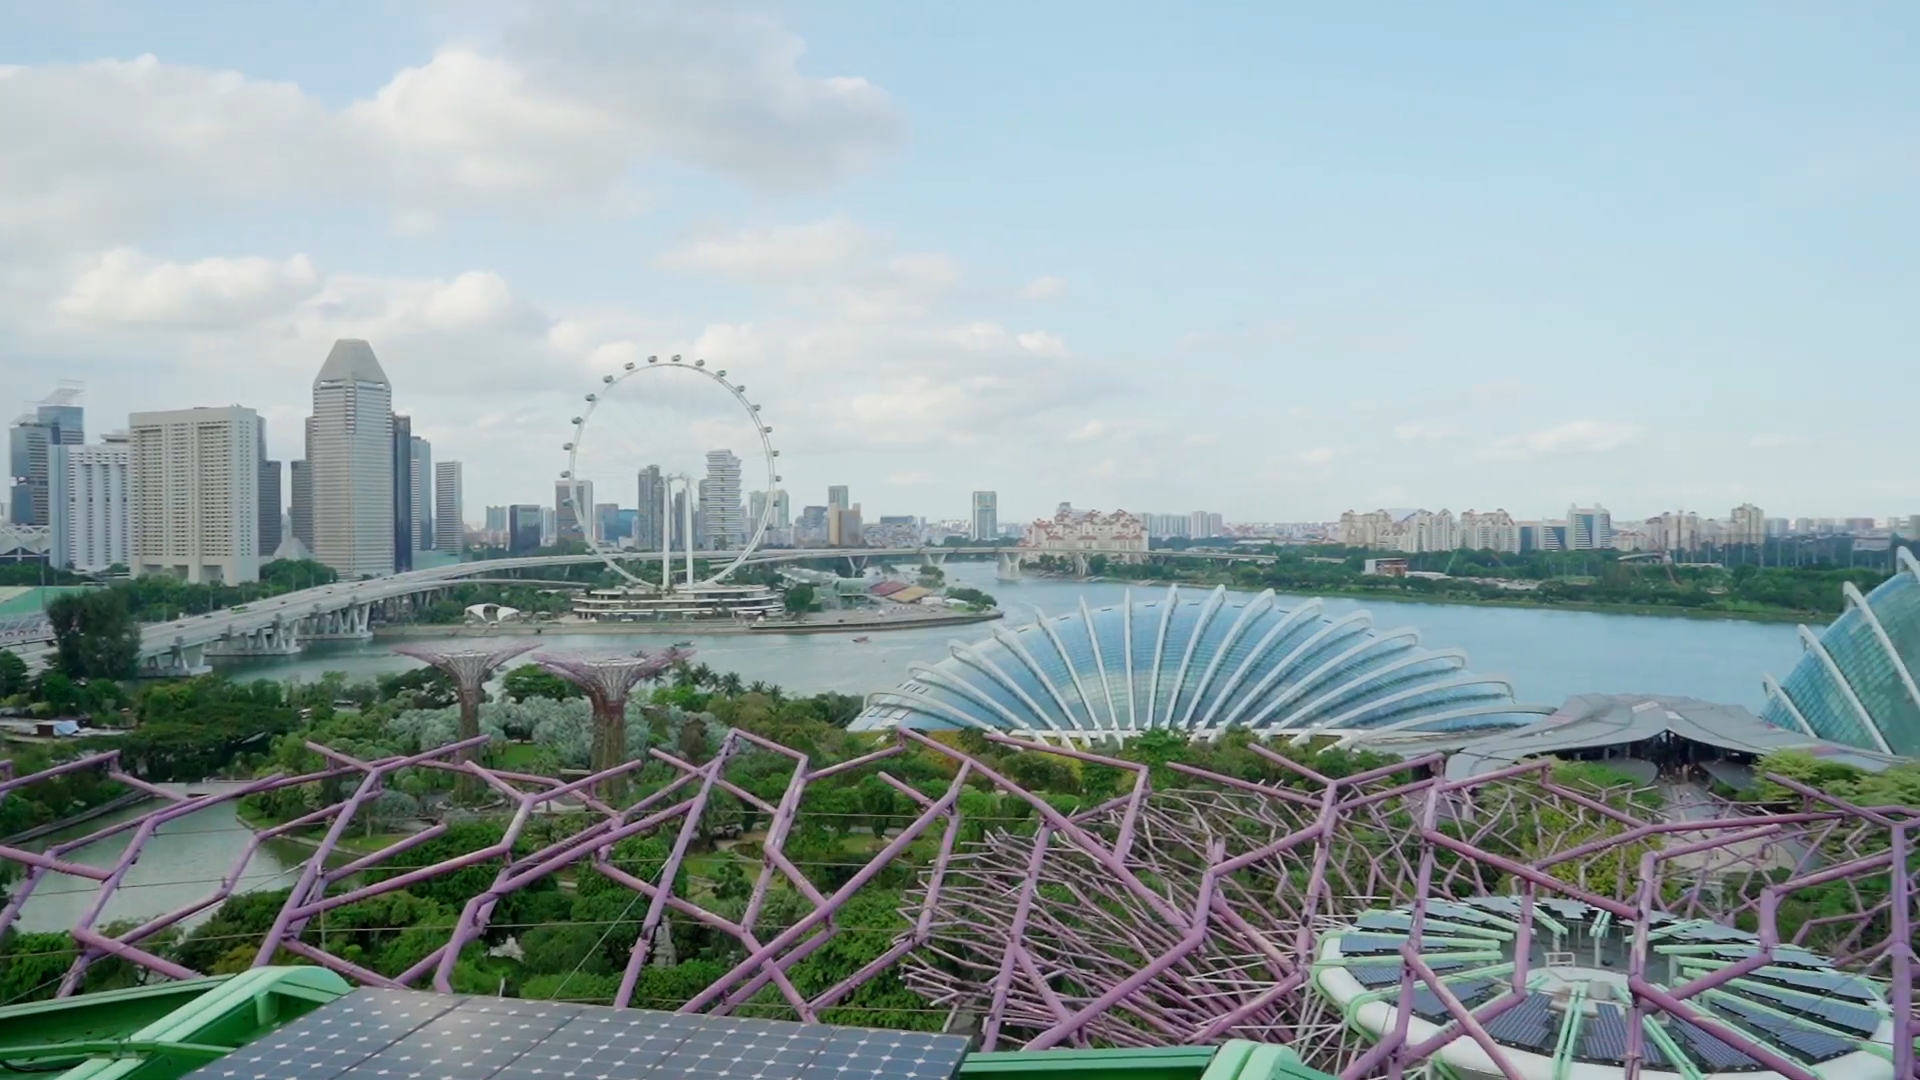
[850,584,1551,742]
[1761,547,1920,757]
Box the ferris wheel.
[561,355,780,590]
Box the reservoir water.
[213,562,1808,711]
[17,564,1813,936]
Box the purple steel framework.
[0,731,1911,1079]
[533,647,685,798]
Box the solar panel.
[1738,983,1882,1034]
[1712,997,1859,1064]
[1578,1003,1629,1063]
[1751,968,1877,1002]
[187,988,972,1080]
[1337,933,1410,956]
[1482,992,1558,1052]
[1667,1019,1758,1071]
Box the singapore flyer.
[559,354,782,609]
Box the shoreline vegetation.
[1024,544,1900,627]
[1064,574,1815,624]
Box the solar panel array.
[1323,896,1892,1073]
[187,988,971,1080]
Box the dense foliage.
[1044,546,1902,619]
[46,589,141,679]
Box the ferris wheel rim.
[562,357,780,590]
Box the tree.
[0,651,29,698]
[501,665,580,703]
[783,583,820,613]
[47,589,141,679]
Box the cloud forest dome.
[1762,547,1920,757]
[851,584,1555,740]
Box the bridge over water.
[9,546,1277,676]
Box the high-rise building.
[409,435,432,552]
[433,461,464,552]
[508,504,542,555]
[257,424,282,559]
[634,466,664,550]
[797,505,829,547]
[128,406,261,584]
[593,502,622,546]
[391,415,413,573]
[1730,503,1767,547]
[483,505,507,543]
[702,449,744,549]
[556,479,593,543]
[1567,506,1612,551]
[48,434,129,573]
[289,460,313,550]
[772,489,790,529]
[971,491,998,541]
[9,388,83,526]
[827,485,850,512]
[1187,511,1225,539]
[1458,509,1521,553]
[832,504,864,547]
[670,489,689,548]
[309,339,395,579]
[749,490,768,531]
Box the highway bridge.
[9,545,1279,676]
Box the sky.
[1,1,1914,525]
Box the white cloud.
[1066,420,1107,442]
[0,8,903,255]
[1749,432,1810,449]
[1016,331,1071,357]
[58,249,321,329]
[1392,420,1461,442]
[1018,275,1068,301]
[1296,446,1340,465]
[657,217,872,282]
[1473,420,1640,463]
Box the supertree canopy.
[0,727,1910,1080]
[392,642,539,750]
[534,647,686,795]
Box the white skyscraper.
[49,435,130,573]
[772,489,790,528]
[703,449,744,548]
[128,406,261,584]
[310,339,395,578]
[434,461,464,552]
[971,491,998,541]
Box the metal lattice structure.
[0,730,1911,1080]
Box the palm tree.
[716,672,745,696]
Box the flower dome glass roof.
[850,584,1553,741]
[1762,547,1920,757]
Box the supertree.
[391,641,539,752]
[536,647,687,799]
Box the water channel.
[17,564,1813,933]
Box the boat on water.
[673,640,695,648]
[851,636,871,643]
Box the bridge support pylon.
[304,602,373,642]
[204,620,303,659]
[139,642,209,678]
[996,550,1024,581]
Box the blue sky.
[1,1,1913,524]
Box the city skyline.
[1,4,1914,518]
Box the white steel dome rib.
[850,585,1554,742]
